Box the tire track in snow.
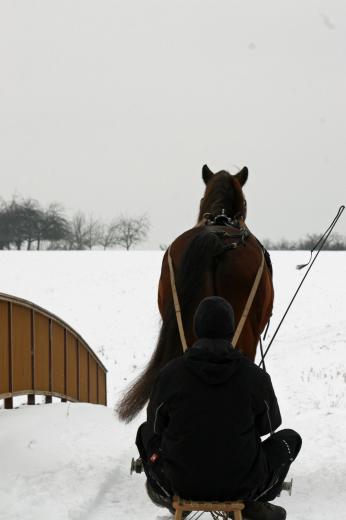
[71,465,123,520]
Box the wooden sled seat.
[172,495,245,520]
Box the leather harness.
[167,215,265,352]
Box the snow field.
[0,251,345,520]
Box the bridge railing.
[0,293,107,409]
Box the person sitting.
[136,296,301,520]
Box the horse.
[117,164,274,422]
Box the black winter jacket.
[137,338,282,501]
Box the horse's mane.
[198,171,243,221]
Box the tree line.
[263,233,346,250]
[1,196,345,251]
[0,197,150,250]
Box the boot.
[145,480,175,514]
[145,481,190,518]
[242,501,286,520]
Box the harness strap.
[168,244,265,353]
[232,249,265,347]
[167,246,188,352]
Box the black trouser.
[145,428,302,507]
[255,428,302,502]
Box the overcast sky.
[1,1,345,248]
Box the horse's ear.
[202,164,214,184]
[235,167,248,186]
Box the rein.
[167,245,188,352]
[167,230,265,353]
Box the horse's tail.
[116,228,225,422]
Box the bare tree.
[114,215,150,250]
[328,233,346,250]
[0,198,69,250]
[297,232,346,251]
[21,198,41,250]
[35,203,69,250]
[67,213,102,250]
[0,199,12,249]
[0,197,153,251]
[84,215,102,250]
[0,197,40,250]
[99,221,119,250]
[68,213,89,250]
[263,233,346,251]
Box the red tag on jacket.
[150,453,159,463]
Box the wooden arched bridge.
[0,293,107,409]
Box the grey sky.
[1,1,345,248]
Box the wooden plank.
[9,303,13,395]
[12,304,32,392]
[34,313,50,392]
[5,397,13,409]
[89,355,98,404]
[51,322,65,396]
[64,329,67,396]
[78,342,88,402]
[76,341,80,400]
[48,319,52,392]
[66,332,78,400]
[28,394,35,405]
[87,350,90,402]
[172,497,244,512]
[0,301,10,396]
[31,309,35,393]
[98,367,107,405]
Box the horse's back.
[214,235,274,356]
[158,226,273,358]
[158,227,205,312]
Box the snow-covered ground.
[0,251,345,520]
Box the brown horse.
[117,165,274,422]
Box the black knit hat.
[193,296,235,340]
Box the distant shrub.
[263,233,346,251]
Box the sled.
[172,496,244,520]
